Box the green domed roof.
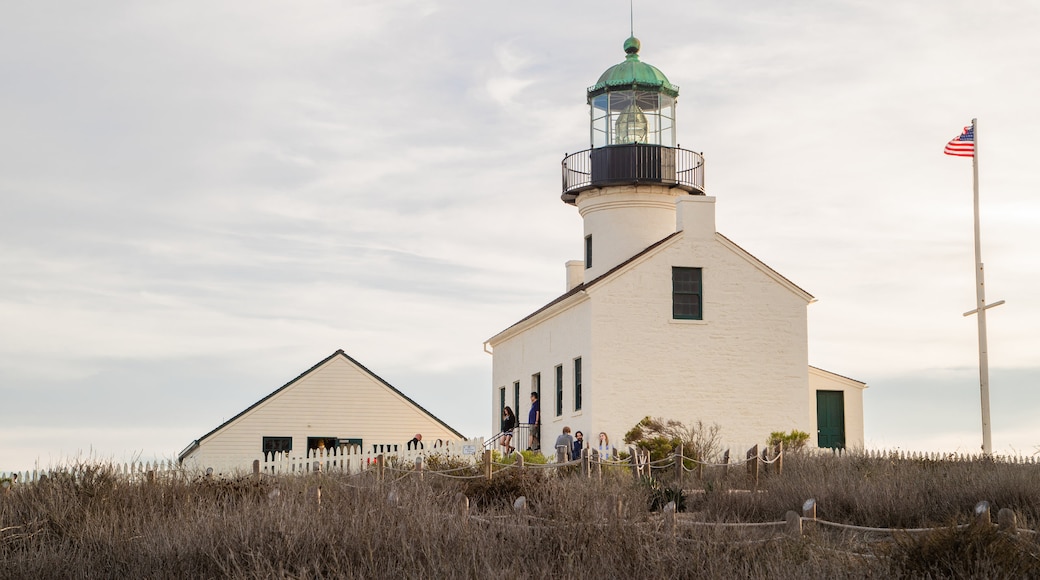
[588,37,679,98]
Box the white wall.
[577,184,684,281]
[588,231,813,448]
[489,298,592,445]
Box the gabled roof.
[177,350,464,462]
[809,365,867,388]
[715,233,814,302]
[486,232,681,345]
[487,229,815,346]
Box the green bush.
[768,430,810,451]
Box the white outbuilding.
[179,350,464,470]
[485,37,865,453]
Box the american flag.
[944,125,975,157]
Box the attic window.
[585,235,593,269]
[672,267,703,320]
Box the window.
[339,438,363,453]
[585,235,593,269]
[513,381,520,416]
[307,436,339,457]
[499,386,506,417]
[555,364,564,417]
[574,357,582,412]
[532,373,541,398]
[262,436,292,458]
[672,267,703,320]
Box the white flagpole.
[969,117,993,455]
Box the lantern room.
[588,36,677,148]
[562,37,704,204]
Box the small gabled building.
[179,350,464,470]
[485,37,866,451]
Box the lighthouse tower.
[562,37,705,282]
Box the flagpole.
[970,117,993,455]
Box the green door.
[816,390,846,449]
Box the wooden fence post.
[975,501,991,526]
[582,448,591,478]
[414,456,424,482]
[516,451,525,470]
[252,460,260,478]
[775,441,784,477]
[747,445,759,487]
[802,498,816,534]
[722,449,730,478]
[674,445,684,484]
[483,449,492,480]
[630,447,641,480]
[998,508,1017,535]
[664,501,676,537]
[513,496,527,517]
[785,510,802,538]
[376,454,385,483]
[456,492,470,525]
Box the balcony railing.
[562,144,705,202]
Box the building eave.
[809,365,868,389]
[486,231,683,347]
[715,232,815,303]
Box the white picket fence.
[3,443,1037,486]
[180,438,487,477]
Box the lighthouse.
[562,37,705,282]
[486,36,865,456]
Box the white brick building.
[485,37,865,452]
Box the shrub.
[640,475,686,512]
[768,430,811,451]
[624,416,723,463]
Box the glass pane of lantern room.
[635,92,661,145]
[659,96,675,147]
[591,94,609,148]
[607,92,636,145]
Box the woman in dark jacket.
[500,406,517,454]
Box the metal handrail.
[562,145,705,200]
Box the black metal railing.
[562,144,705,201]
[484,423,540,453]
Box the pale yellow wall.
[183,354,461,471]
[808,366,867,449]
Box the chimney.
[676,196,717,237]
[565,260,585,291]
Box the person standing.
[501,406,517,454]
[572,430,585,461]
[527,392,541,451]
[407,434,423,450]
[555,426,574,462]
[597,432,613,460]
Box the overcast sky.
[2,1,1038,472]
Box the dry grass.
[2,454,1039,578]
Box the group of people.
[553,427,612,461]
[499,392,614,460]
